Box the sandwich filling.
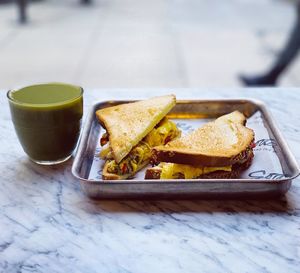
[158,143,255,179]
[160,163,232,179]
[101,118,180,176]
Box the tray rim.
[71,98,300,185]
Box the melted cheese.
[100,145,111,159]
[160,163,232,179]
[144,119,179,147]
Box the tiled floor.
[0,0,298,89]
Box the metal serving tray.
[72,99,300,199]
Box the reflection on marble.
[0,88,300,273]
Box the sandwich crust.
[152,111,254,167]
[96,95,176,163]
[145,150,254,180]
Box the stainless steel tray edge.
[255,100,300,179]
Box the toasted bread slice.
[216,110,246,125]
[96,95,176,163]
[152,111,254,167]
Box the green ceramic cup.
[7,83,83,165]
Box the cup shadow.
[24,157,73,174]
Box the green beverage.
[7,83,83,165]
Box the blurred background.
[0,0,297,89]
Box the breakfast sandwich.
[145,111,255,179]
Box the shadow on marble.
[81,197,293,214]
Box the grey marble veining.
[0,88,300,273]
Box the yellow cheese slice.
[160,163,232,179]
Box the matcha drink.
[7,83,83,164]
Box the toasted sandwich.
[145,111,255,179]
[96,95,181,180]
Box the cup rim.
[7,82,84,108]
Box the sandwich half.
[145,111,255,179]
[96,94,181,180]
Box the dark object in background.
[14,0,92,24]
[239,74,277,86]
[0,0,43,23]
[0,0,14,3]
[18,0,27,23]
[239,3,300,86]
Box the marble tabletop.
[1,88,300,273]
